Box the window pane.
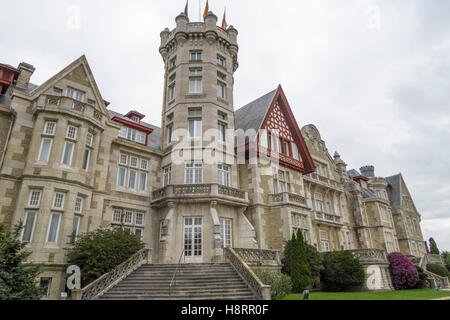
[139,172,147,191]
[22,212,36,242]
[62,142,74,165]
[82,149,90,170]
[128,170,137,189]
[72,216,80,236]
[39,139,52,162]
[118,167,126,187]
[47,214,60,243]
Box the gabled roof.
[235,88,277,133]
[386,174,402,211]
[234,85,315,174]
[108,110,161,150]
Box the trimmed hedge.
[427,263,449,278]
[388,252,418,290]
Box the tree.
[290,230,313,292]
[66,228,144,287]
[321,251,365,291]
[388,252,419,290]
[442,251,450,272]
[429,238,440,255]
[306,244,324,278]
[281,239,292,275]
[0,223,42,300]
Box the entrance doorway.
[183,217,203,263]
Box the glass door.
[184,217,203,263]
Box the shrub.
[0,223,42,300]
[388,252,419,290]
[290,230,314,292]
[414,266,428,289]
[321,251,365,291]
[426,263,449,278]
[254,269,293,299]
[66,228,144,286]
[442,251,450,272]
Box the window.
[190,68,202,76]
[44,122,56,135]
[38,138,53,163]
[75,197,83,213]
[163,167,172,187]
[87,99,96,106]
[139,172,147,191]
[117,167,127,187]
[168,84,175,101]
[278,138,283,153]
[53,193,65,209]
[141,159,148,171]
[46,213,61,243]
[218,122,226,142]
[189,77,202,93]
[217,55,226,67]
[82,148,91,171]
[130,156,138,168]
[218,164,231,187]
[284,141,290,157]
[188,119,202,138]
[159,220,165,241]
[71,216,80,238]
[128,169,137,189]
[185,162,203,184]
[274,170,290,193]
[39,278,52,298]
[28,190,42,207]
[119,154,128,165]
[21,211,37,243]
[124,211,133,224]
[166,124,173,144]
[119,127,146,144]
[220,218,232,248]
[61,141,74,166]
[86,133,93,147]
[190,51,202,61]
[292,143,300,160]
[135,213,144,226]
[53,88,62,96]
[268,133,273,150]
[135,228,143,241]
[315,193,325,213]
[170,57,176,69]
[321,241,330,252]
[217,82,226,99]
[67,87,85,102]
[188,108,202,116]
[113,209,122,223]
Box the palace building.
[0,12,427,299]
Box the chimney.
[360,165,375,178]
[16,62,35,89]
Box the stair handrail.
[72,248,151,300]
[224,247,272,300]
[169,248,185,299]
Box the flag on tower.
[203,0,209,19]
[184,0,189,17]
[221,8,228,30]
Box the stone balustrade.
[151,184,249,205]
[268,192,307,206]
[314,211,343,225]
[348,249,388,263]
[233,248,281,266]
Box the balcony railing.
[304,173,343,191]
[234,248,281,266]
[268,192,307,206]
[315,211,343,225]
[151,184,249,205]
[348,249,388,263]
[34,95,103,123]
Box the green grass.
[280,289,450,300]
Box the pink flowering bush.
[388,252,419,290]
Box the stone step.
[112,280,246,287]
[99,295,256,300]
[107,287,252,295]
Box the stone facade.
[0,12,426,299]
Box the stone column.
[159,201,176,264]
[210,201,222,262]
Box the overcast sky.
[1,0,449,251]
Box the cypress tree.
[290,230,313,292]
[429,238,440,255]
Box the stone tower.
[153,12,256,264]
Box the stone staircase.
[98,263,257,300]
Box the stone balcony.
[348,249,389,264]
[268,192,308,207]
[151,184,249,207]
[314,211,344,226]
[33,95,104,125]
[303,173,344,192]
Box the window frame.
[38,138,53,163]
[46,212,62,244]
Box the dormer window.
[132,116,139,123]
[119,126,146,145]
[67,87,85,102]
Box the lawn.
[280,289,450,300]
